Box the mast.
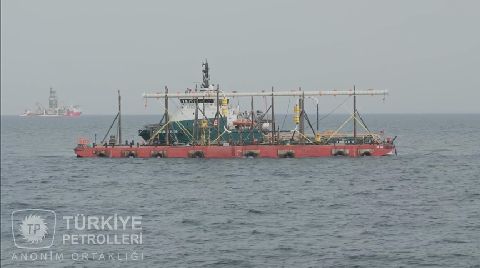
[117,90,122,145]
[271,86,275,144]
[250,96,254,144]
[202,95,206,145]
[216,85,220,143]
[164,86,169,145]
[202,59,210,88]
[194,95,199,145]
[299,88,305,144]
[353,85,357,142]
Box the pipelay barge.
[74,60,396,158]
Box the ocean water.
[1,114,479,267]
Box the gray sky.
[2,0,479,115]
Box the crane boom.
[142,89,387,99]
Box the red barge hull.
[74,144,395,158]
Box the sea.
[1,114,479,267]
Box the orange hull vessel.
[74,61,396,159]
[74,144,396,158]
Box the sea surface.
[1,114,479,267]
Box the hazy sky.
[2,0,479,115]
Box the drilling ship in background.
[74,60,396,158]
[20,87,82,117]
